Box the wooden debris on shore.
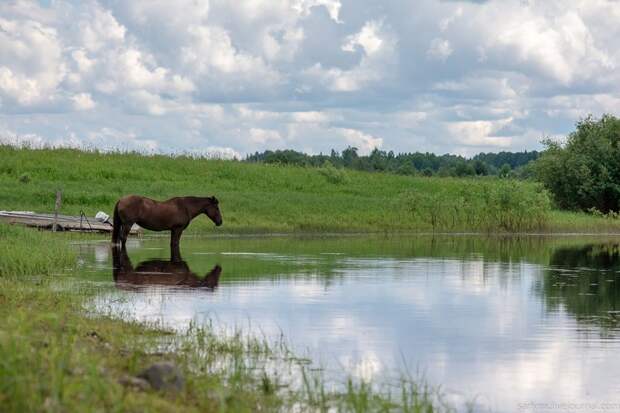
[0,210,141,234]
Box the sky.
[1,0,619,158]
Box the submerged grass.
[0,224,452,412]
[1,145,619,233]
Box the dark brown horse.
[112,195,222,257]
[112,246,222,290]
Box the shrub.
[498,164,512,178]
[318,161,348,184]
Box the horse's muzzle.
[216,220,223,227]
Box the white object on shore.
[95,210,142,233]
[95,211,111,224]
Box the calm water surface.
[79,235,620,412]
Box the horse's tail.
[112,202,121,244]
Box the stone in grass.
[119,375,151,392]
[138,362,184,392]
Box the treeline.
[245,147,540,178]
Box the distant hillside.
[1,145,615,234]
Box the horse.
[112,246,222,290]
[112,195,222,258]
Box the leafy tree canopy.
[534,114,620,213]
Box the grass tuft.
[0,224,76,277]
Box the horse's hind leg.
[121,223,133,249]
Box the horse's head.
[205,196,223,226]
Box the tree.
[499,163,512,178]
[473,160,489,176]
[341,146,359,168]
[534,114,620,212]
[454,161,476,177]
[369,148,388,171]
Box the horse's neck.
[184,197,209,219]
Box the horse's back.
[116,195,151,221]
[118,195,184,210]
[118,194,154,207]
[116,195,188,230]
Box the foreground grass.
[0,223,76,276]
[0,225,451,412]
[1,145,619,233]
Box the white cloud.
[394,111,428,127]
[427,38,453,61]
[439,6,463,32]
[337,128,383,154]
[447,118,514,148]
[305,19,397,92]
[249,128,283,145]
[0,17,65,106]
[71,93,96,111]
[291,111,330,123]
[179,25,282,96]
[475,5,614,85]
[71,50,95,74]
[79,6,126,52]
[342,20,384,56]
[292,0,342,23]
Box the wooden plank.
[0,211,141,234]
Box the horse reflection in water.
[112,247,222,290]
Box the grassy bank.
[0,224,451,412]
[2,145,618,233]
[0,223,77,276]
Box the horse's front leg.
[170,228,183,262]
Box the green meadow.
[1,145,619,233]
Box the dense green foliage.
[535,115,620,213]
[246,147,539,177]
[472,151,540,170]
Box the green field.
[1,145,619,233]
